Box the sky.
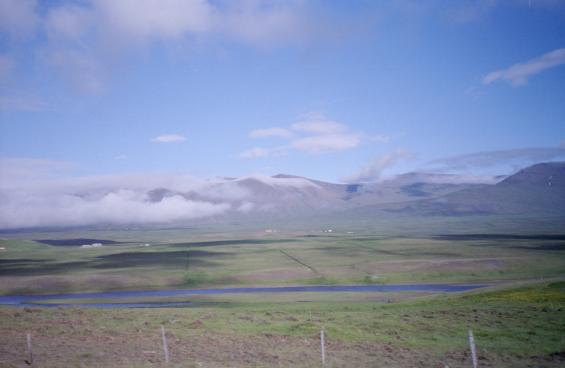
[1,0,565,187]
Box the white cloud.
[114,154,128,160]
[291,119,347,135]
[41,4,106,93]
[45,3,93,41]
[239,175,319,189]
[384,172,501,185]
[0,162,336,229]
[0,189,229,229]
[45,49,106,94]
[289,114,378,153]
[483,48,565,86]
[428,146,565,170]
[236,201,254,213]
[152,134,187,143]
[220,1,310,47]
[9,0,351,93]
[249,127,293,139]
[238,147,271,159]
[94,0,214,41]
[238,146,287,159]
[0,0,38,38]
[343,150,413,183]
[0,158,244,229]
[291,133,362,154]
[242,113,387,158]
[198,181,250,201]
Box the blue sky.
[1,0,565,183]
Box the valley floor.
[0,230,564,367]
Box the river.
[0,283,487,308]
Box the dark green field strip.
[433,234,565,241]
[35,238,125,246]
[0,249,231,276]
[170,238,300,248]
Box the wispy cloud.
[483,48,565,86]
[0,0,38,39]
[238,147,272,159]
[44,49,107,94]
[249,127,293,139]
[152,134,186,143]
[428,146,565,171]
[238,146,287,159]
[241,113,388,158]
[0,0,354,93]
[291,133,363,154]
[342,150,413,183]
[291,119,347,135]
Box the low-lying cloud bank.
[0,160,246,229]
[0,159,323,229]
[0,189,230,229]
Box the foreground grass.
[0,281,563,367]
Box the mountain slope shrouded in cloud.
[438,162,565,215]
[0,162,563,230]
[368,162,565,217]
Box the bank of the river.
[0,283,487,308]
[0,281,563,367]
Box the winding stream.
[0,283,487,308]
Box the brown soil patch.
[0,308,472,368]
[0,307,561,368]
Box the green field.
[0,228,564,367]
[1,228,565,295]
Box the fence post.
[468,329,478,368]
[25,333,33,365]
[320,328,326,367]
[161,325,170,364]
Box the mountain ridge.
[147,161,565,219]
[1,162,563,230]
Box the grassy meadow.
[1,228,565,295]
[0,227,564,367]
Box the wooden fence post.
[25,333,33,365]
[161,325,170,364]
[320,328,326,367]
[468,328,478,368]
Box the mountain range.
[148,162,565,221]
[1,162,563,231]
